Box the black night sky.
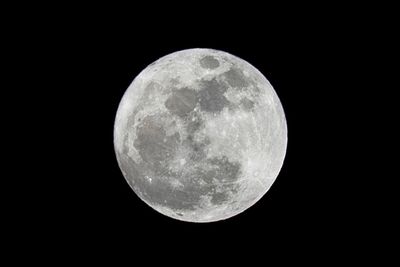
[6,3,373,262]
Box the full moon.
[114,48,287,222]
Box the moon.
[114,48,287,222]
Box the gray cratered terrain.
[114,48,287,222]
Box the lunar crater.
[199,55,220,69]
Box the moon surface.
[114,48,287,222]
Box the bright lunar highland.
[114,48,287,222]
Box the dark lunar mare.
[120,102,242,212]
[199,55,220,69]
[223,67,249,88]
[165,88,198,118]
[118,149,242,211]
[165,78,232,116]
[197,78,230,113]
[117,153,202,210]
[119,65,253,213]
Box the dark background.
[56,29,338,251]
[6,3,382,262]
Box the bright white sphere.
[114,48,287,222]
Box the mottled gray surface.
[114,48,287,222]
